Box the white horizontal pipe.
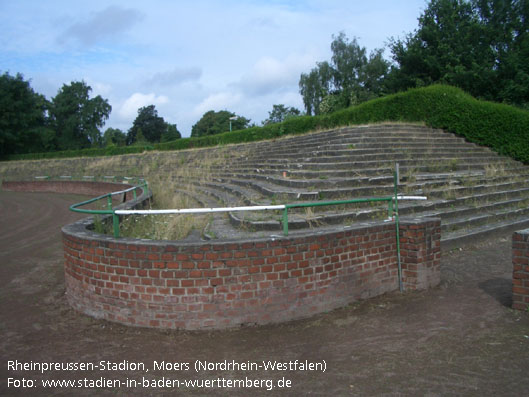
[116,204,286,215]
[396,196,427,200]
[115,197,427,216]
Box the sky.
[0,0,427,137]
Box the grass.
[485,163,507,178]
[114,146,255,240]
[424,158,459,173]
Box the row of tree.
[0,71,301,156]
[0,76,110,156]
[0,73,188,157]
[299,0,529,115]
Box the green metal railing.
[69,182,148,238]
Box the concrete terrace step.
[228,152,518,166]
[240,141,481,159]
[226,191,529,235]
[224,159,509,173]
[161,124,529,247]
[198,171,529,206]
[238,150,501,163]
[441,216,529,249]
[239,156,506,168]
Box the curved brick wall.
[62,218,440,330]
[5,180,441,330]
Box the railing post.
[107,195,112,210]
[394,166,403,293]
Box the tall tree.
[388,0,529,107]
[191,110,250,137]
[50,81,111,150]
[126,105,180,145]
[478,0,529,106]
[299,33,389,115]
[0,72,52,156]
[262,104,301,125]
[298,61,333,116]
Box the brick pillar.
[512,229,529,311]
[399,217,441,291]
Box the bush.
[4,85,529,163]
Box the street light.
[229,116,238,132]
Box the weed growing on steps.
[424,158,459,173]
[485,163,507,178]
[117,147,255,240]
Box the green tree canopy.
[49,81,111,150]
[262,104,301,125]
[388,0,529,107]
[299,33,390,115]
[161,123,181,142]
[126,105,180,145]
[191,110,251,137]
[102,127,126,147]
[0,72,52,156]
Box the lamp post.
[229,116,238,132]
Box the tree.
[161,123,181,142]
[388,0,529,107]
[50,81,111,150]
[299,33,389,115]
[262,104,301,125]
[299,61,334,116]
[0,72,52,156]
[191,110,250,138]
[479,0,529,106]
[102,127,126,147]
[126,105,180,144]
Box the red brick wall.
[512,230,529,311]
[62,218,441,330]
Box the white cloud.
[118,92,169,120]
[193,92,243,117]
[89,81,112,97]
[237,53,317,96]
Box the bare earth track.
[0,190,528,396]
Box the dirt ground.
[0,190,528,396]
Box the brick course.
[512,229,529,311]
[63,217,440,330]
